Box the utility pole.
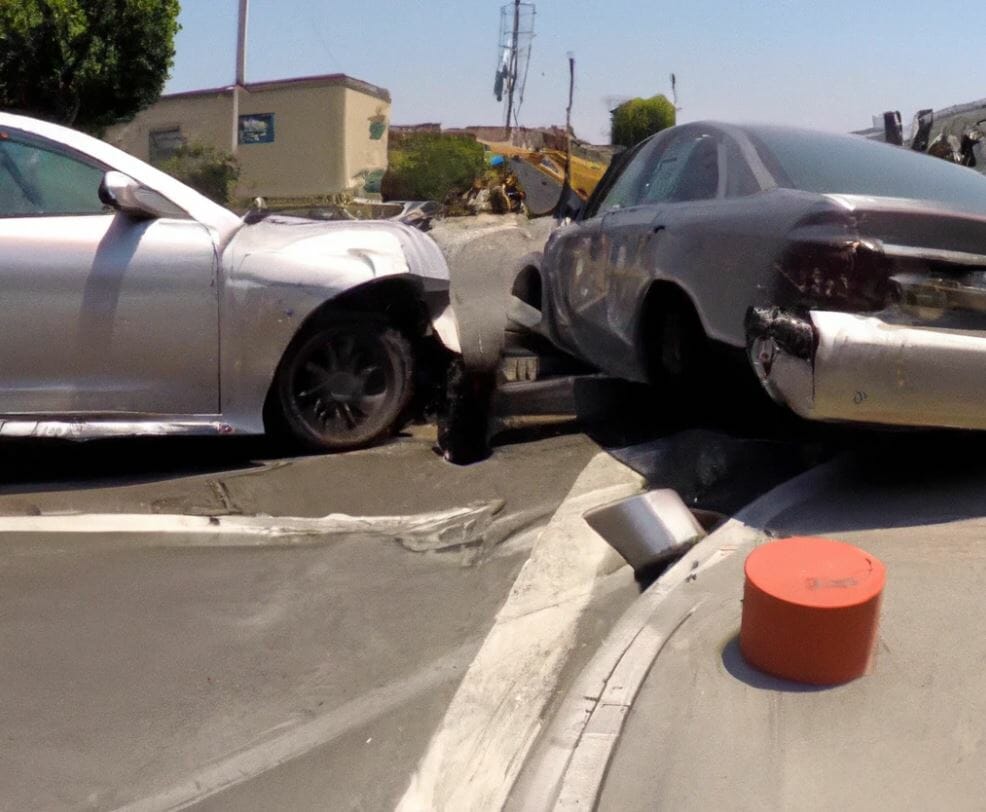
[236,0,249,87]
[504,0,520,140]
[232,0,249,153]
[564,54,574,191]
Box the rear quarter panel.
[540,188,828,381]
[645,188,828,349]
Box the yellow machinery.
[483,141,608,200]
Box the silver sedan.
[0,112,460,450]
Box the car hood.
[227,215,450,283]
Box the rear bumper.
[749,309,986,430]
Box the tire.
[645,302,712,415]
[655,308,705,381]
[274,315,414,452]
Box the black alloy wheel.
[277,316,413,451]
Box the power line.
[307,8,344,72]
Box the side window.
[723,137,763,198]
[656,134,720,203]
[592,134,671,214]
[0,134,107,218]
[595,131,723,212]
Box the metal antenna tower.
[494,1,536,140]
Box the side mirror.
[98,171,185,219]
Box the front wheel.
[274,315,414,452]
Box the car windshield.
[750,126,986,216]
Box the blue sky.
[167,1,986,143]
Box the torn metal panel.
[883,111,903,146]
[906,99,986,170]
[911,108,934,152]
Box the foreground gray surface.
[597,454,986,811]
[0,431,609,810]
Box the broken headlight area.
[775,218,895,312]
[889,270,986,320]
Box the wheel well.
[262,277,430,431]
[320,277,429,338]
[511,264,543,311]
[638,282,705,383]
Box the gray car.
[516,121,986,431]
[0,112,460,450]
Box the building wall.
[106,92,235,162]
[105,78,391,202]
[235,83,350,199]
[340,86,390,190]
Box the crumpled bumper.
[749,308,986,430]
[429,299,462,354]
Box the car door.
[647,128,800,348]
[0,129,219,415]
[541,133,673,369]
[564,128,725,377]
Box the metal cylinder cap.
[740,537,885,685]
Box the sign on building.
[239,113,275,145]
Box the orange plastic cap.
[739,536,885,685]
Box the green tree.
[611,95,677,149]
[382,134,487,202]
[0,0,181,134]
[156,143,240,206]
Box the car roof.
[659,120,884,147]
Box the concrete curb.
[396,452,646,812]
[506,457,846,811]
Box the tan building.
[106,73,391,202]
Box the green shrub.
[611,95,676,149]
[156,142,240,205]
[382,134,486,202]
[0,0,181,134]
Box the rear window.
[750,126,986,217]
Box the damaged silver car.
[516,121,986,431]
[0,112,459,450]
